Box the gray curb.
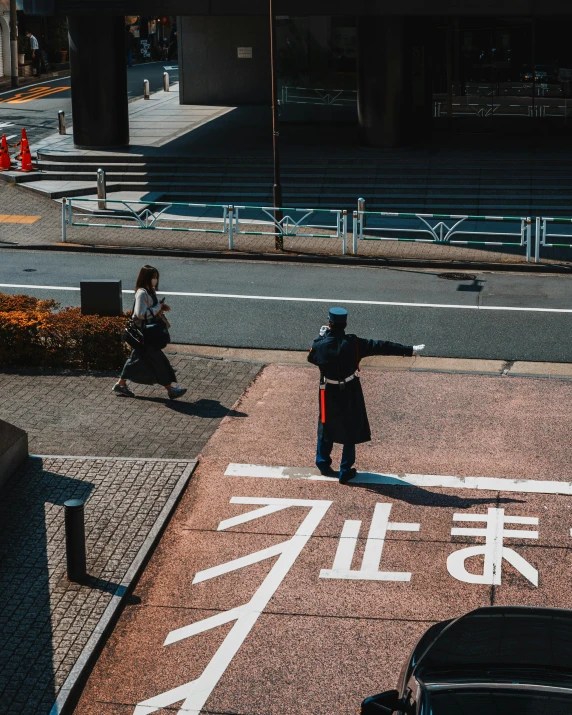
[48,457,197,715]
[1,242,571,274]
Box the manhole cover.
[437,272,477,281]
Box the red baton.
[320,385,326,424]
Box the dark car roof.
[413,607,572,682]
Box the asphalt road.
[0,62,179,144]
[1,249,572,361]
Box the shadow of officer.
[307,307,424,484]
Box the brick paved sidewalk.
[0,456,194,715]
[0,353,260,458]
[2,180,568,266]
[0,353,261,714]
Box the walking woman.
[113,265,186,399]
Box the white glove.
[413,344,425,356]
[319,325,329,337]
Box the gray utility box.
[80,279,123,316]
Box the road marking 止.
[225,463,572,495]
[2,284,572,314]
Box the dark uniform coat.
[308,328,413,445]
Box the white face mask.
[151,277,158,288]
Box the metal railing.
[280,86,357,107]
[61,198,348,253]
[61,197,231,244]
[352,209,532,261]
[536,216,572,263]
[231,205,347,252]
[60,195,538,262]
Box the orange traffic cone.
[0,135,11,171]
[18,137,34,172]
[14,128,28,160]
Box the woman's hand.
[161,303,171,312]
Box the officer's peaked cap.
[328,307,348,324]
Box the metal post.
[64,499,87,582]
[535,217,541,263]
[143,79,150,100]
[62,198,67,243]
[358,197,366,229]
[228,206,234,250]
[526,218,532,263]
[352,210,358,255]
[97,168,106,210]
[163,72,169,92]
[269,0,283,251]
[58,110,66,135]
[9,0,18,88]
[342,210,347,255]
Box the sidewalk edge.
[2,242,571,273]
[49,458,198,715]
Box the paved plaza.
[69,363,572,714]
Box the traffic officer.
[307,307,425,484]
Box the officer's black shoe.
[318,466,337,477]
[339,468,357,485]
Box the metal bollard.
[97,168,106,210]
[143,79,150,100]
[58,110,66,135]
[61,197,67,243]
[352,210,358,255]
[163,72,169,92]
[64,499,87,582]
[358,197,366,229]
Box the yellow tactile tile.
[0,214,41,224]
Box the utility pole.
[269,0,283,251]
[9,0,18,88]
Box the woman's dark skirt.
[121,346,176,386]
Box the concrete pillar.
[68,15,129,148]
[357,15,430,148]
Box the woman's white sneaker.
[112,382,134,397]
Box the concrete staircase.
[13,151,572,217]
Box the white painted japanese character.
[134,496,332,715]
[320,503,420,582]
[447,508,538,586]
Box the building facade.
[39,1,572,147]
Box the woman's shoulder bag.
[122,298,145,350]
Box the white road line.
[0,76,70,98]
[225,463,572,495]
[1,283,572,314]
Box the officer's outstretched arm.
[359,337,414,358]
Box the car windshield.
[424,687,572,714]
[413,608,572,682]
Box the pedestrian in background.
[125,25,135,68]
[26,31,41,77]
[308,307,425,484]
[113,265,186,399]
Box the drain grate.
[437,272,477,281]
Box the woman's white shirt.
[133,288,162,326]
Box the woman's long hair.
[135,265,159,299]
